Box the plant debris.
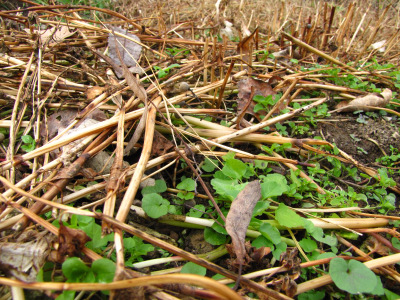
[0,1,399,299]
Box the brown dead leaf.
[25,25,75,44]
[278,274,298,297]
[42,109,106,141]
[111,28,147,104]
[334,88,392,112]
[237,77,275,121]
[151,130,174,156]
[250,246,271,263]
[86,86,107,101]
[226,180,261,267]
[237,27,258,64]
[365,236,390,256]
[0,231,54,281]
[57,224,91,262]
[280,247,301,270]
[108,26,143,77]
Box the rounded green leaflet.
[142,193,169,218]
[177,178,196,191]
[180,262,207,276]
[204,227,226,245]
[329,257,377,294]
[92,259,116,283]
[62,257,90,282]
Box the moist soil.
[315,113,400,166]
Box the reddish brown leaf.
[151,130,174,156]
[57,224,91,262]
[237,78,275,121]
[237,27,258,64]
[225,180,261,266]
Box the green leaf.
[177,191,194,200]
[329,257,377,294]
[142,179,167,195]
[384,288,400,300]
[392,237,400,250]
[21,135,36,152]
[221,158,247,180]
[142,194,170,218]
[188,204,205,218]
[259,223,281,244]
[56,290,75,300]
[252,235,273,249]
[21,135,34,144]
[370,275,384,296]
[21,143,35,152]
[204,227,226,245]
[181,262,207,276]
[272,241,287,260]
[297,290,325,300]
[317,252,336,260]
[177,178,196,191]
[253,95,267,102]
[299,238,317,252]
[210,178,246,201]
[260,174,288,199]
[158,69,167,78]
[211,221,227,235]
[124,237,154,263]
[76,215,93,226]
[202,157,218,172]
[304,220,337,246]
[92,259,116,283]
[62,257,90,282]
[80,221,113,250]
[254,159,269,170]
[275,203,304,228]
[253,201,270,216]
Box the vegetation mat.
[0,0,400,299]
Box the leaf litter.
[0,1,399,299]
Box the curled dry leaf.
[0,231,54,281]
[57,224,91,262]
[25,25,75,44]
[334,88,392,112]
[237,27,258,67]
[226,180,261,266]
[272,274,298,298]
[364,236,390,256]
[86,86,107,101]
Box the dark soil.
[316,113,400,166]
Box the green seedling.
[176,177,196,200]
[153,63,180,78]
[166,47,190,57]
[21,135,36,152]
[56,257,115,299]
[141,179,176,218]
